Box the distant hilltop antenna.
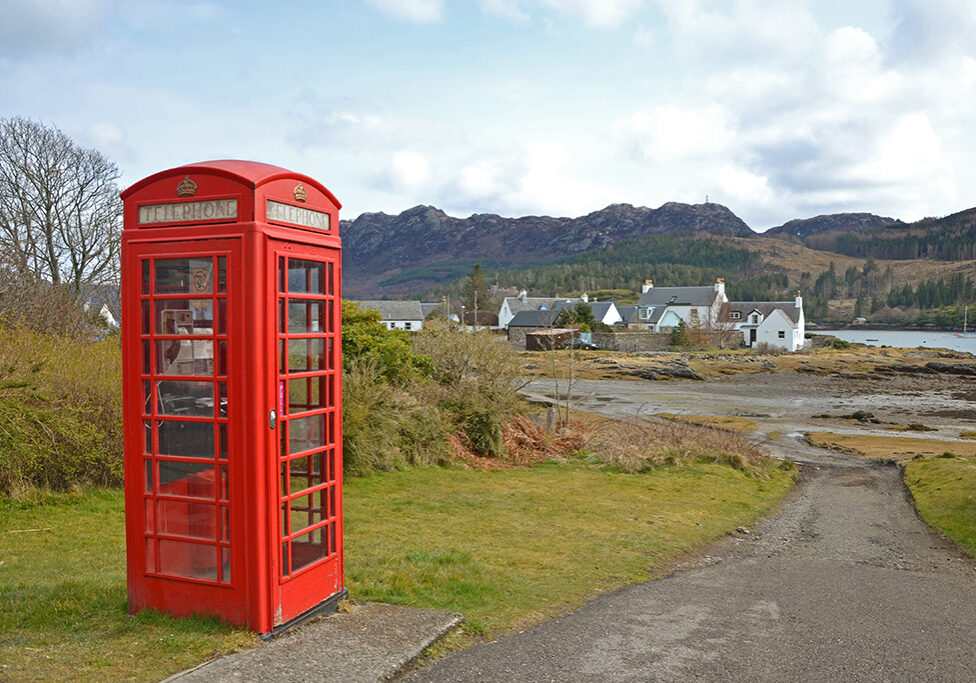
[705,194,709,204]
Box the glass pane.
[278,257,285,292]
[156,300,213,334]
[288,300,324,333]
[142,340,151,375]
[281,541,290,577]
[157,460,215,498]
[158,381,213,417]
[142,260,151,295]
[219,423,228,459]
[328,300,334,333]
[216,299,226,335]
[217,257,227,293]
[156,339,214,376]
[221,547,231,583]
[143,420,152,453]
[218,383,227,418]
[220,506,230,542]
[146,539,157,572]
[145,460,153,492]
[158,421,215,459]
[279,299,286,334]
[288,453,327,493]
[289,414,325,454]
[158,539,218,580]
[157,500,216,540]
[291,526,329,572]
[145,499,155,531]
[288,259,324,294]
[288,377,325,414]
[289,489,326,533]
[155,258,213,295]
[217,341,227,377]
[327,262,334,296]
[219,465,229,501]
[327,337,334,370]
[141,300,151,334]
[287,338,324,373]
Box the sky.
[2,0,974,230]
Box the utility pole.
[474,290,478,328]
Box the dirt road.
[404,375,976,681]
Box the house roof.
[723,301,802,325]
[637,286,718,307]
[508,309,562,327]
[502,296,582,318]
[587,301,616,320]
[80,284,122,323]
[616,305,638,323]
[352,300,424,321]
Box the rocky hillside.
[341,201,753,297]
[764,213,902,239]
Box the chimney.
[642,279,654,294]
[519,290,527,303]
[581,293,589,303]
[714,278,725,299]
[795,290,803,309]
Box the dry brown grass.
[657,413,758,434]
[582,414,782,477]
[805,432,976,461]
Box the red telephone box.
[120,160,345,636]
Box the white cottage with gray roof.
[721,294,806,352]
[352,300,425,331]
[631,279,729,332]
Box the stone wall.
[592,332,671,353]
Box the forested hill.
[797,207,976,260]
[764,213,902,239]
[340,201,752,297]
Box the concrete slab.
[165,602,463,682]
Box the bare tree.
[0,117,122,294]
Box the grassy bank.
[904,455,976,557]
[1,456,794,680]
[805,432,976,461]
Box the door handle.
[269,409,277,430]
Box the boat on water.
[956,306,975,337]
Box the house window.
[730,311,741,320]
[404,322,412,330]
[778,330,785,339]
[639,307,649,320]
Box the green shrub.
[0,326,122,495]
[341,301,432,385]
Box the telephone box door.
[271,241,344,623]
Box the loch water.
[816,329,976,353]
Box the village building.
[722,293,806,352]
[351,300,425,331]
[630,279,729,332]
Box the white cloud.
[612,106,733,163]
[717,165,772,206]
[365,0,443,24]
[543,0,646,28]
[388,151,431,192]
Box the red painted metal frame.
[121,161,343,635]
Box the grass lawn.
[344,460,794,637]
[904,455,976,557]
[804,432,976,461]
[1,460,794,680]
[0,489,257,682]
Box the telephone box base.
[261,588,349,640]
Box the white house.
[498,292,585,329]
[630,279,729,332]
[351,300,425,331]
[722,293,806,352]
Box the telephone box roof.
[121,159,341,208]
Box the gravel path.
[403,375,976,681]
